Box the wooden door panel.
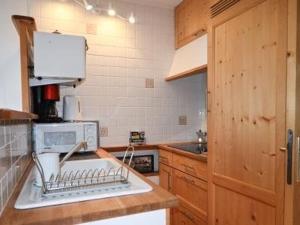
[214,186,276,225]
[208,0,287,224]
[213,0,279,191]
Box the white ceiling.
[122,0,182,8]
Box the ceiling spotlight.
[83,0,93,10]
[129,13,135,24]
[108,8,116,16]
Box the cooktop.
[168,143,207,154]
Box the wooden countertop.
[0,149,178,225]
[158,144,207,162]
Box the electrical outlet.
[145,78,154,88]
[178,115,187,125]
[86,23,97,35]
[100,127,108,137]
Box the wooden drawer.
[173,169,207,218]
[159,149,173,166]
[173,208,206,225]
[173,153,207,180]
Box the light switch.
[100,127,108,137]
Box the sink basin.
[15,158,153,209]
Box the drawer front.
[173,208,206,225]
[173,153,207,180]
[173,169,208,216]
[159,149,173,166]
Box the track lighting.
[129,13,135,24]
[73,0,136,24]
[82,0,93,10]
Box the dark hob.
[168,143,207,154]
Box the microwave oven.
[33,122,98,153]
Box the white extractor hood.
[166,35,207,81]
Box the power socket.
[100,127,108,137]
[145,78,154,88]
[178,115,187,125]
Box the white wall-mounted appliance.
[33,122,98,153]
[30,32,87,87]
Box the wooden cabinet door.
[208,0,287,224]
[175,0,210,48]
[159,163,172,192]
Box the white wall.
[27,0,207,146]
[0,0,28,110]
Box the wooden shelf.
[0,109,38,120]
[165,64,207,82]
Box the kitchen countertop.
[0,149,177,225]
[158,144,208,162]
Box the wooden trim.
[165,65,207,82]
[213,174,276,207]
[11,15,37,112]
[0,108,37,120]
[101,145,158,152]
[143,172,159,177]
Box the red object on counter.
[43,84,60,101]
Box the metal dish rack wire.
[32,146,135,196]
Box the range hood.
[166,35,207,81]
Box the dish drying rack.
[32,146,135,196]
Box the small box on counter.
[129,131,145,145]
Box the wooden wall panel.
[212,0,282,191]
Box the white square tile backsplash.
[28,0,207,146]
[0,121,31,216]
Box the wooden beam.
[11,15,37,112]
[165,64,207,82]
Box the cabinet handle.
[287,129,293,185]
[181,209,195,223]
[168,173,171,192]
[182,164,196,174]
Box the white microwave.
[33,122,98,153]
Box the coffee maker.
[32,84,63,123]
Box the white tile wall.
[0,121,31,216]
[28,0,207,146]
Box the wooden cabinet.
[208,0,288,224]
[173,170,207,219]
[159,163,172,192]
[173,208,206,225]
[175,0,211,48]
[159,148,208,225]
